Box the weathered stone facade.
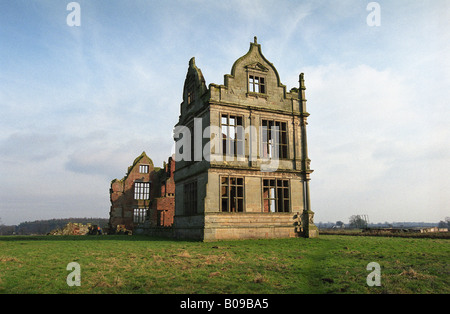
[108,152,175,232]
[172,38,318,241]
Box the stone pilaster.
[298,73,318,238]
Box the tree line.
[0,218,109,235]
[318,215,449,230]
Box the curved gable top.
[212,36,299,110]
[110,151,154,185]
[127,151,154,174]
[228,37,283,88]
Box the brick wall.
[109,153,177,232]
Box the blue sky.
[0,0,449,225]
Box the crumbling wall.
[48,222,89,235]
[108,153,176,231]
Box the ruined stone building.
[172,37,318,241]
[108,152,175,232]
[108,38,318,240]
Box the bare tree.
[349,215,368,229]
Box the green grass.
[0,235,448,294]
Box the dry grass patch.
[0,256,21,263]
[398,268,436,280]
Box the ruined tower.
[172,37,318,240]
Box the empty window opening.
[184,181,197,215]
[249,75,266,94]
[261,120,288,159]
[221,176,244,213]
[187,90,194,104]
[221,114,244,157]
[133,208,146,224]
[186,78,195,105]
[134,182,150,200]
[263,179,289,213]
[139,165,149,173]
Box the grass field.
[0,234,448,294]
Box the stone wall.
[203,212,298,241]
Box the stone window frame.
[133,208,147,224]
[134,182,151,200]
[220,113,245,158]
[186,76,195,106]
[187,90,194,106]
[248,74,266,93]
[183,180,197,215]
[260,118,289,160]
[246,68,268,98]
[262,178,290,213]
[220,176,245,213]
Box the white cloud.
[305,62,449,223]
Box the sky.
[0,0,449,225]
